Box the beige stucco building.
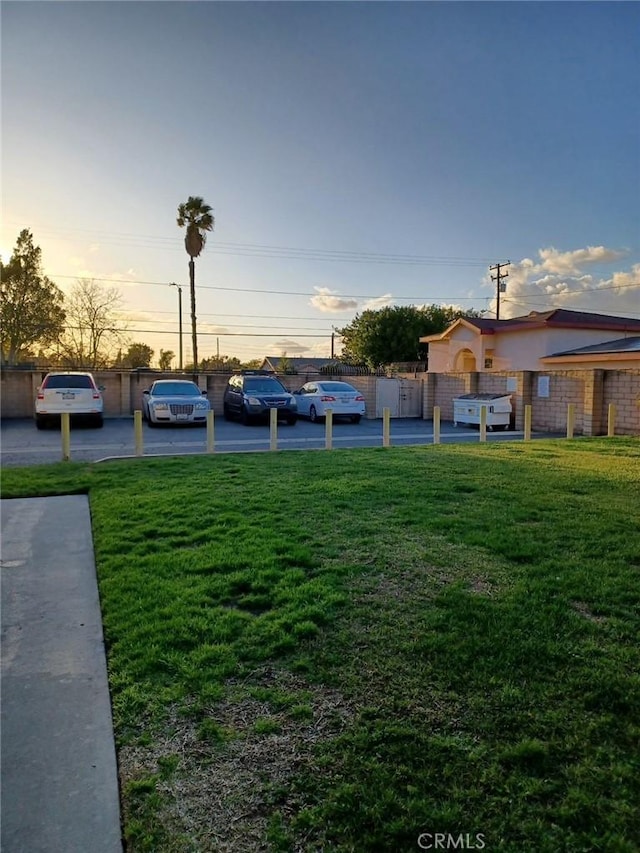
[421,309,640,373]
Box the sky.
[2,1,639,365]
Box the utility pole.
[170,283,183,370]
[490,261,510,320]
[331,332,335,359]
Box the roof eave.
[541,352,640,364]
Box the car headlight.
[194,400,208,409]
[153,402,169,411]
[289,397,297,409]
[246,396,261,405]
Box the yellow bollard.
[383,407,391,447]
[61,412,71,462]
[479,405,487,442]
[134,410,143,457]
[524,405,532,442]
[433,406,441,445]
[607,403,616,437]
[270,407,278,451]
[567,403,575,439]
[325,408,333,450]
[207,410,215,453]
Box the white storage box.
[453,393,512,430]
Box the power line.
[4,220,497,266]
[62,326,331,338]
[140,310,355,321]
[45,273,485,301]
[119,317,336,332]
[47,271,640,304]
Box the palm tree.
[176,196,214,370]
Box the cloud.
[487,246,640,319]
[199,323,229,335]
[310,287,358,313]
[361,293,393,311]
[310,286,396,314]
[538,246,626,276]
[271,338,308,355]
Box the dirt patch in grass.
[119,667,355,851]
[570,600,607,624]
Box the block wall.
[602,371,640,435]
[2,368,639,435]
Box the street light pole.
[170,283,183,371]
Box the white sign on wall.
[538,376,550,398]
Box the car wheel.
[309,405,320,423]
[351,414,361,424]
[223,403,232,421]
[286,416,297,426]
[35,415,47,430]
[93,414,104,429]
[240,407,251,425]
[147,413,158,428]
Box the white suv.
[35,372,104,429]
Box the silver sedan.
[142,380,210,426]
[294,381,366,423]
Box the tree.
[158,349,175,371]
[278,352,294,374]
[0,229,66,365]
[199,354,242,371]
[241,358,263,370]
[176,196,214,372]
[122,342,154,368]
[337,305,481,368]
[60,279,127,368]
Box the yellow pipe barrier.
[607,403,616,437]
[567,403,576,439]
[325,409,333,450]
[433,406,441,444]
[524,405,532,442]
[207,410,215,453]
[134,410,144,456]
[270,407,278,451]
[61,412,71,462]
[383,407,391,447]
[479,405,487,442]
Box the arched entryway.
[454,348,477,371]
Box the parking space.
[0,416,542,467]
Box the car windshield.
[319,382,355,392]
[244,379,286,393]
[43,375,93,389]
[152,382,201,397]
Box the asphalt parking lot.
[0,416,549,467]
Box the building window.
[484,357,493,369]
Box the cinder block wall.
[603,371,640,434]
[421,368,639,436]
[529,371,586,434]
[2,368,638,434]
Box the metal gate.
[376,378,423,418]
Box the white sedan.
[142,380,210,426]
[294,381,365,423]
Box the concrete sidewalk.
[1,496,122,853]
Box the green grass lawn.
[2,438,639,852]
